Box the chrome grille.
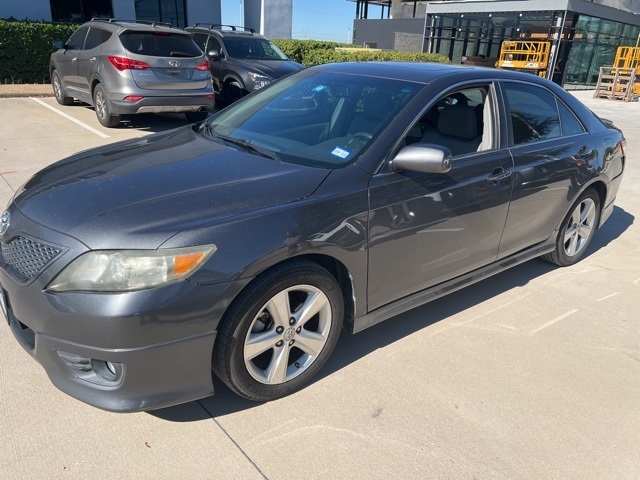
[1,236,60,280]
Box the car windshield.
[223,37,289,60]
[119,31,202,57]
[202,70,421,169]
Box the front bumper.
[0,207,248,412]
[6,304,217,412]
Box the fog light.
[206,93,215,99]
[106,361,117,376]
[57,351,123,386]
[124,95,144,102]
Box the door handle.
[577,145,593,157]
[71,57,77,62]
[90,56,97,62]
[486,167,512,183]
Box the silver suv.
[50,19,215,127]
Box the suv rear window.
[119,32,202,57]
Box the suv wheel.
[93,84,120,128]
[51,70,73,106]
[223,80,246,105]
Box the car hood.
[236,59,305,79]
[14,126,330,249]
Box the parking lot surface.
[1,93,639,479]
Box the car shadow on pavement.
[148,206,633,422]
[76,104,214,133]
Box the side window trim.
[556,98,587,137]
[381,80,503,174]
[501,80,562,147]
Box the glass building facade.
[425,9,640,89]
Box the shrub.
[272,38,449,67]
[0,19,77,84]
[0,21,449,84]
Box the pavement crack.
[197,399,269,480]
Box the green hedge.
[273,39,449,66]
[0,20,449,84]
[0,20,77,83]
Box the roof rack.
[192,23,255,34]
[91,18,175,28]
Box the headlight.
[247,71,271,90]
[48,245,216,292]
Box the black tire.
[185,111,209,123]
[51,70,73,106]
[543,189,601,266]
[93,84,120,128]
[214,260,344,401]
[223,80,245,105]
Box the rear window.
[119,32,202,57]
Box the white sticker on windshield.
[331,147,351,159]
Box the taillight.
[108,56,150,71]
[196,61,210,71]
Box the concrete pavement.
[0,91,638,479]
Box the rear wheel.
[51,70,73,105]
[543,189,601,266]
[93,84,120,128]
[214,260,344,401]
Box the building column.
[390,0,402,19]
[244,0,292,38]
[112,0,135,20]
[186,0,221,26]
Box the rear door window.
[84,27,112,50]
[119,32,202,57]
[66,27,89,50]
[503,82,560,145]
[557,101,586,136]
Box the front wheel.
[51,70,73,105]
[223,80,245,105]
[93,84,120,128]
[543,189,601,266]
[214,261,344,401]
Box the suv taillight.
[108,56,150,71]
[196,61,210,71]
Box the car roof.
[308,61,560,88]
[85,18,189,35]
[185,24,267,40]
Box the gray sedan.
[1,62,625,411]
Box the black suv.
[186,24,304,104]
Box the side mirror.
[208,49,221,60]
[391,144,452,174]
[53,40,65,50]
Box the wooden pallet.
[593,67,637,101]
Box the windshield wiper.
[170,51,194,57]
[198,124,279,161]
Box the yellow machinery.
[497,40,551,77]
[612,46,640,94]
